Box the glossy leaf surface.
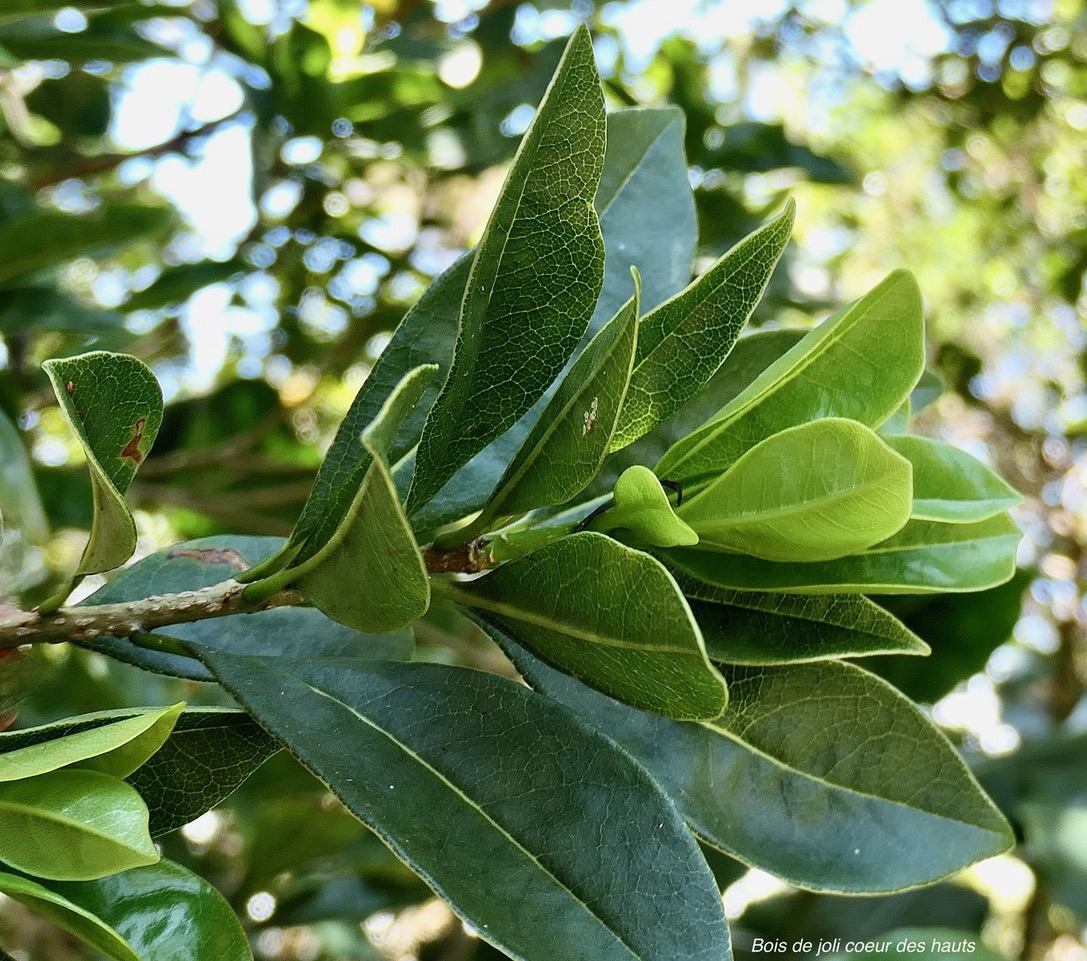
[677,418,913,561]
[194,652,731,961]
[127,709,280,837]
[79,535,412,680]
[497,635,1014,893]
[42,351,163,575]
[0,703,183,781]
[677,579,929,663]
[612,200,794,449]
[664,514,1022,594]
[0,769,157,880]
[293,366,434,632]
[446,531,725,719]
[657,270,925,488]
[51,859,253,961]
[0,871,139,961]
[590,465,698,548]
[886,435,1022,523]
[409,26,606,511]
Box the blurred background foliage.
[1,0,1086,959]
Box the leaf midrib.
[0,798,147,853]
[300,680,644,961]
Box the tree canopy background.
[1,0,1085,959]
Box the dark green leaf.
[127,709,280,837]
[50,859,253,961]
[408,26,606,511]
[42,352,163,576]
[192,652,731,961]
[611,200,794,449]
[124,259,247,312]
[0,769,158,880]
[0,407,48,544]
[676,418,913,562]
[495,635,1014,893]
[824,928,1007,961]
[657,271,925,489]
[79,536,413,680]
[444,531,726,719]
[664,515,1021,594]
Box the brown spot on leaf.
[166,547,250,571]
[65,381,75,394]
[120,417,147,464]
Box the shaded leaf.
[0,871,139,961]
[495,634,1014,893]
[825,928,1007,961]
[79,535,413,680]
[0,703,183,782]
[409,26,606,511]
[886,435,1021,523]
[677,579,929,664]
[42,351,163,576]
[51,859,253,961]
[590,465,698,548]
[677,418,913,562]
[663,514,1021,594]
[657,271,925,489]
[0,408,48,544]
[193,652,731,961]
[445,531,726,719]
[611,200,794,449]
[0,769,157,880]
[127,709,280,837]
[124,259,247,312]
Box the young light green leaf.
[192,653,731,961]
[0,769,158,880]
[657,270,925,488]
[495,634,1014,894]
[611,200,794,450]
[663,514,1022,594]
[886,435,1022,523]
[127,709,280,837]
[0,703,183,782]
[42,351,163,577]
[443,531,725,719]
[79,535,412,680]
[286,366,435,632]
[408,25,606,512]
[480,279,639,524]
[0,871,140,961]
[275,257,470,573]
[677,418,913,562]
[675,577,929,664]
[590,465,698,548]
[51,859,253,961]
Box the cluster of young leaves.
[6,26,1028,961]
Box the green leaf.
[192,653,731,961]
[51,859,253,961]
[124,259,247,312]
[656,270,925,489]
[0,207,171,288]
[127,709,280,837]
[677,578,929,664]
[0,769,158,880]
[495,635,1014,893]
[444,531,726,719]
[0,407,48,544]
[611,200,794,449]
[0,703,183,782]
[0,871,139,961]
[480,279,639,523]
[0,287,122,341]
[676,418,913,562]
[885,435,1022,523]
[590,465,698,548]
[0,16,164,64]
[592,107,697,331]
[288,366,434,632]
[824,928,1007,961]
[408,25,606,512]
[79,536,413,680]
[663,514,1022,594]
[282,257,469,570]
[42,351,163,576]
